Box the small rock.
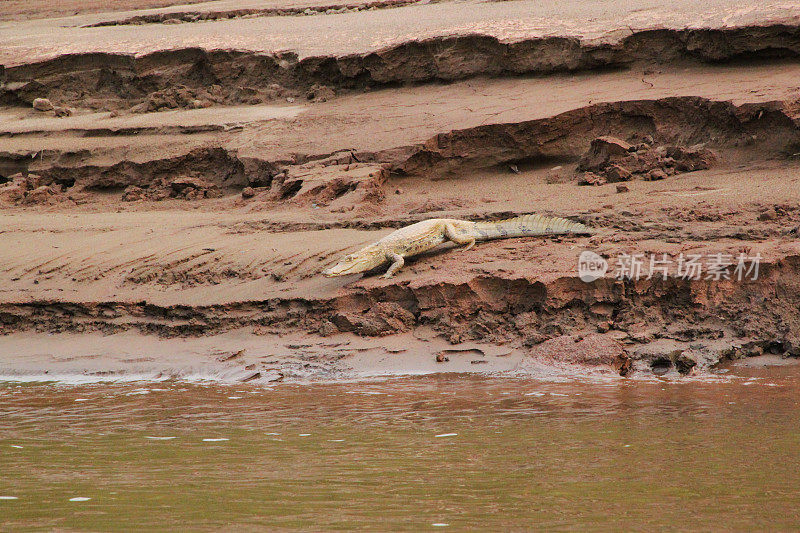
[578,136,633,171]
[53,106,72,117]
[674,351,698,374]
[32,98,54,112]
[603,164,632,182]
[644,168,668,181]
[241,187,256,199]
[616,184,629,193]
[578,172,607,186]
[435,353,449,363]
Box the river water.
[2,364,800,530]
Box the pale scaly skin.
[323,214,593,278]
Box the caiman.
[323,214,593,278]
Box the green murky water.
[2,368,800,531]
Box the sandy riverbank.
[1,0,799,382]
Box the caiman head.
[323,244,386,277]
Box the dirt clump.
[645,168,668,181]
[32,97,53,111]
[131,85,220,113]
[53,106,72,117]
[170,176,222,199]
[121,176,222,201]
[121,185,147,202]
[20,185,58,205]
[331,302,416,336]
[30,98,72,117]
[527,333,631,375]
[0,183,26,203]
[0,173,73,206]
[577,136,632,170]
[577,136,716,184]
[577,172,607,186]
[306,84,335,102]
[271,163,387,207]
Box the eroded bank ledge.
[3,24,800,111]
[2,254,799,376]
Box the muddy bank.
[3,24,800,112]
[1,251,799,377]
[396,96,800,176]
[2,91,799,379]
[2,2,800,382]
[3,95,799,204]
[0,330,531,383]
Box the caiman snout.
[322,262,351,277]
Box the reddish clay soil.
[1,0,799,382]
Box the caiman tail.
[472,214,593,240]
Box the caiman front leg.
[444,223,476,251]
[382,252,405,278]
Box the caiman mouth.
[323,264,354,277]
